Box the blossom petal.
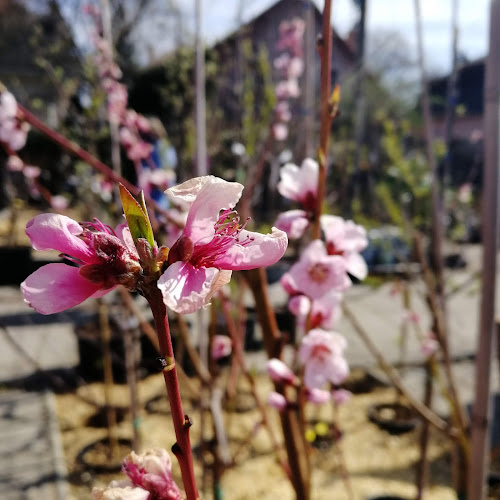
[25,214,98,263]
[21,264,102,314]
[344,252,368,280]
[183,177,243,244]
[287,239,350,299]
[157,261,231,314]
[115,222,139,258]
[213,227,288,270]
[275,210,309,239]
[166,176,243,244]
[277,158,318,203]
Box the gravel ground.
[55,370,461,500]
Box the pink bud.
[266,358,295,385]
[50,195,69,211]
[421,332,439,357]
[332,389,352,405]
[122,449,182,500]
[211,335,232,360]
[267,391,287,411]
[23,165,41,179]
[7,155,23,171]
[401,309,420,325]
[306,388,331,404]
[272,123,288,141]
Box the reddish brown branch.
[312,0,333,240]
[144,287,199,500]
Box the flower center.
[326,241,344,256]
[311,344,332,361]
[308,263,330,283]
[190,209,252,268]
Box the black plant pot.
[368,402,419,435]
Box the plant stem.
[342,302,451,434]
[312,0,333,240]
[16,103,178,225]
[219,292,290,478]
[144,286,200,500]
[98,300,118,459]
[244,267,311,500]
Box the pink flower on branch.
[92,483,149,500]
[288,291,342,330]
[158,176,288,314]
[267,358,296,385]
[421,331,439,357]
[277,158,318,211]
[332,388,352,405]
[0,91,29,151]
[122,448,183,500]
[299,329,349,389]
[306,388,331,405]
[211,335,232,360]
[267,391,288,411]
[275,209,309,239]
[21,214,140,314]
[320,214,368,280]
[281,239,350,300]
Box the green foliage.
[240,40,275,157]
[376,118,432,230]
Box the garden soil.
[55,370,463,500]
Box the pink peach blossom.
[275,79,300,99]
[320,215,368,280]
[267,391,287,411]
[0,91,29,150]
[122,448,182,500]
[401,309,420,325]
[211,335,232,360]
[274,101,291,122]
[21,214,140,314]
[50,195,69,211]
[421,332,439,357]
[281,239,350,300]
[288,291,342,330]
[275,209,309,239]
[306,388,331,404]
[332,389,352,405]
[267,358,295,385]
[299,329,349,389]
[272,122,288,141]
[22,165,41,179]
[92,482,149,500]
[6,155,23,171]
[277,158,318,211]
[158,176,288,314]
[277,18,305,57]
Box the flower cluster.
[91,33,154,163]
[265,160,368,409]
[83,7,155,167]
[272,18,305,141]
[21,176,288,317]
[87,15,175,204]
[1,90,68,210]
[92,448,182,500]
[0,90,29,151]
[21,214,141,314]
[158,176,288,314]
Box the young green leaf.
[119,184,155,249]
